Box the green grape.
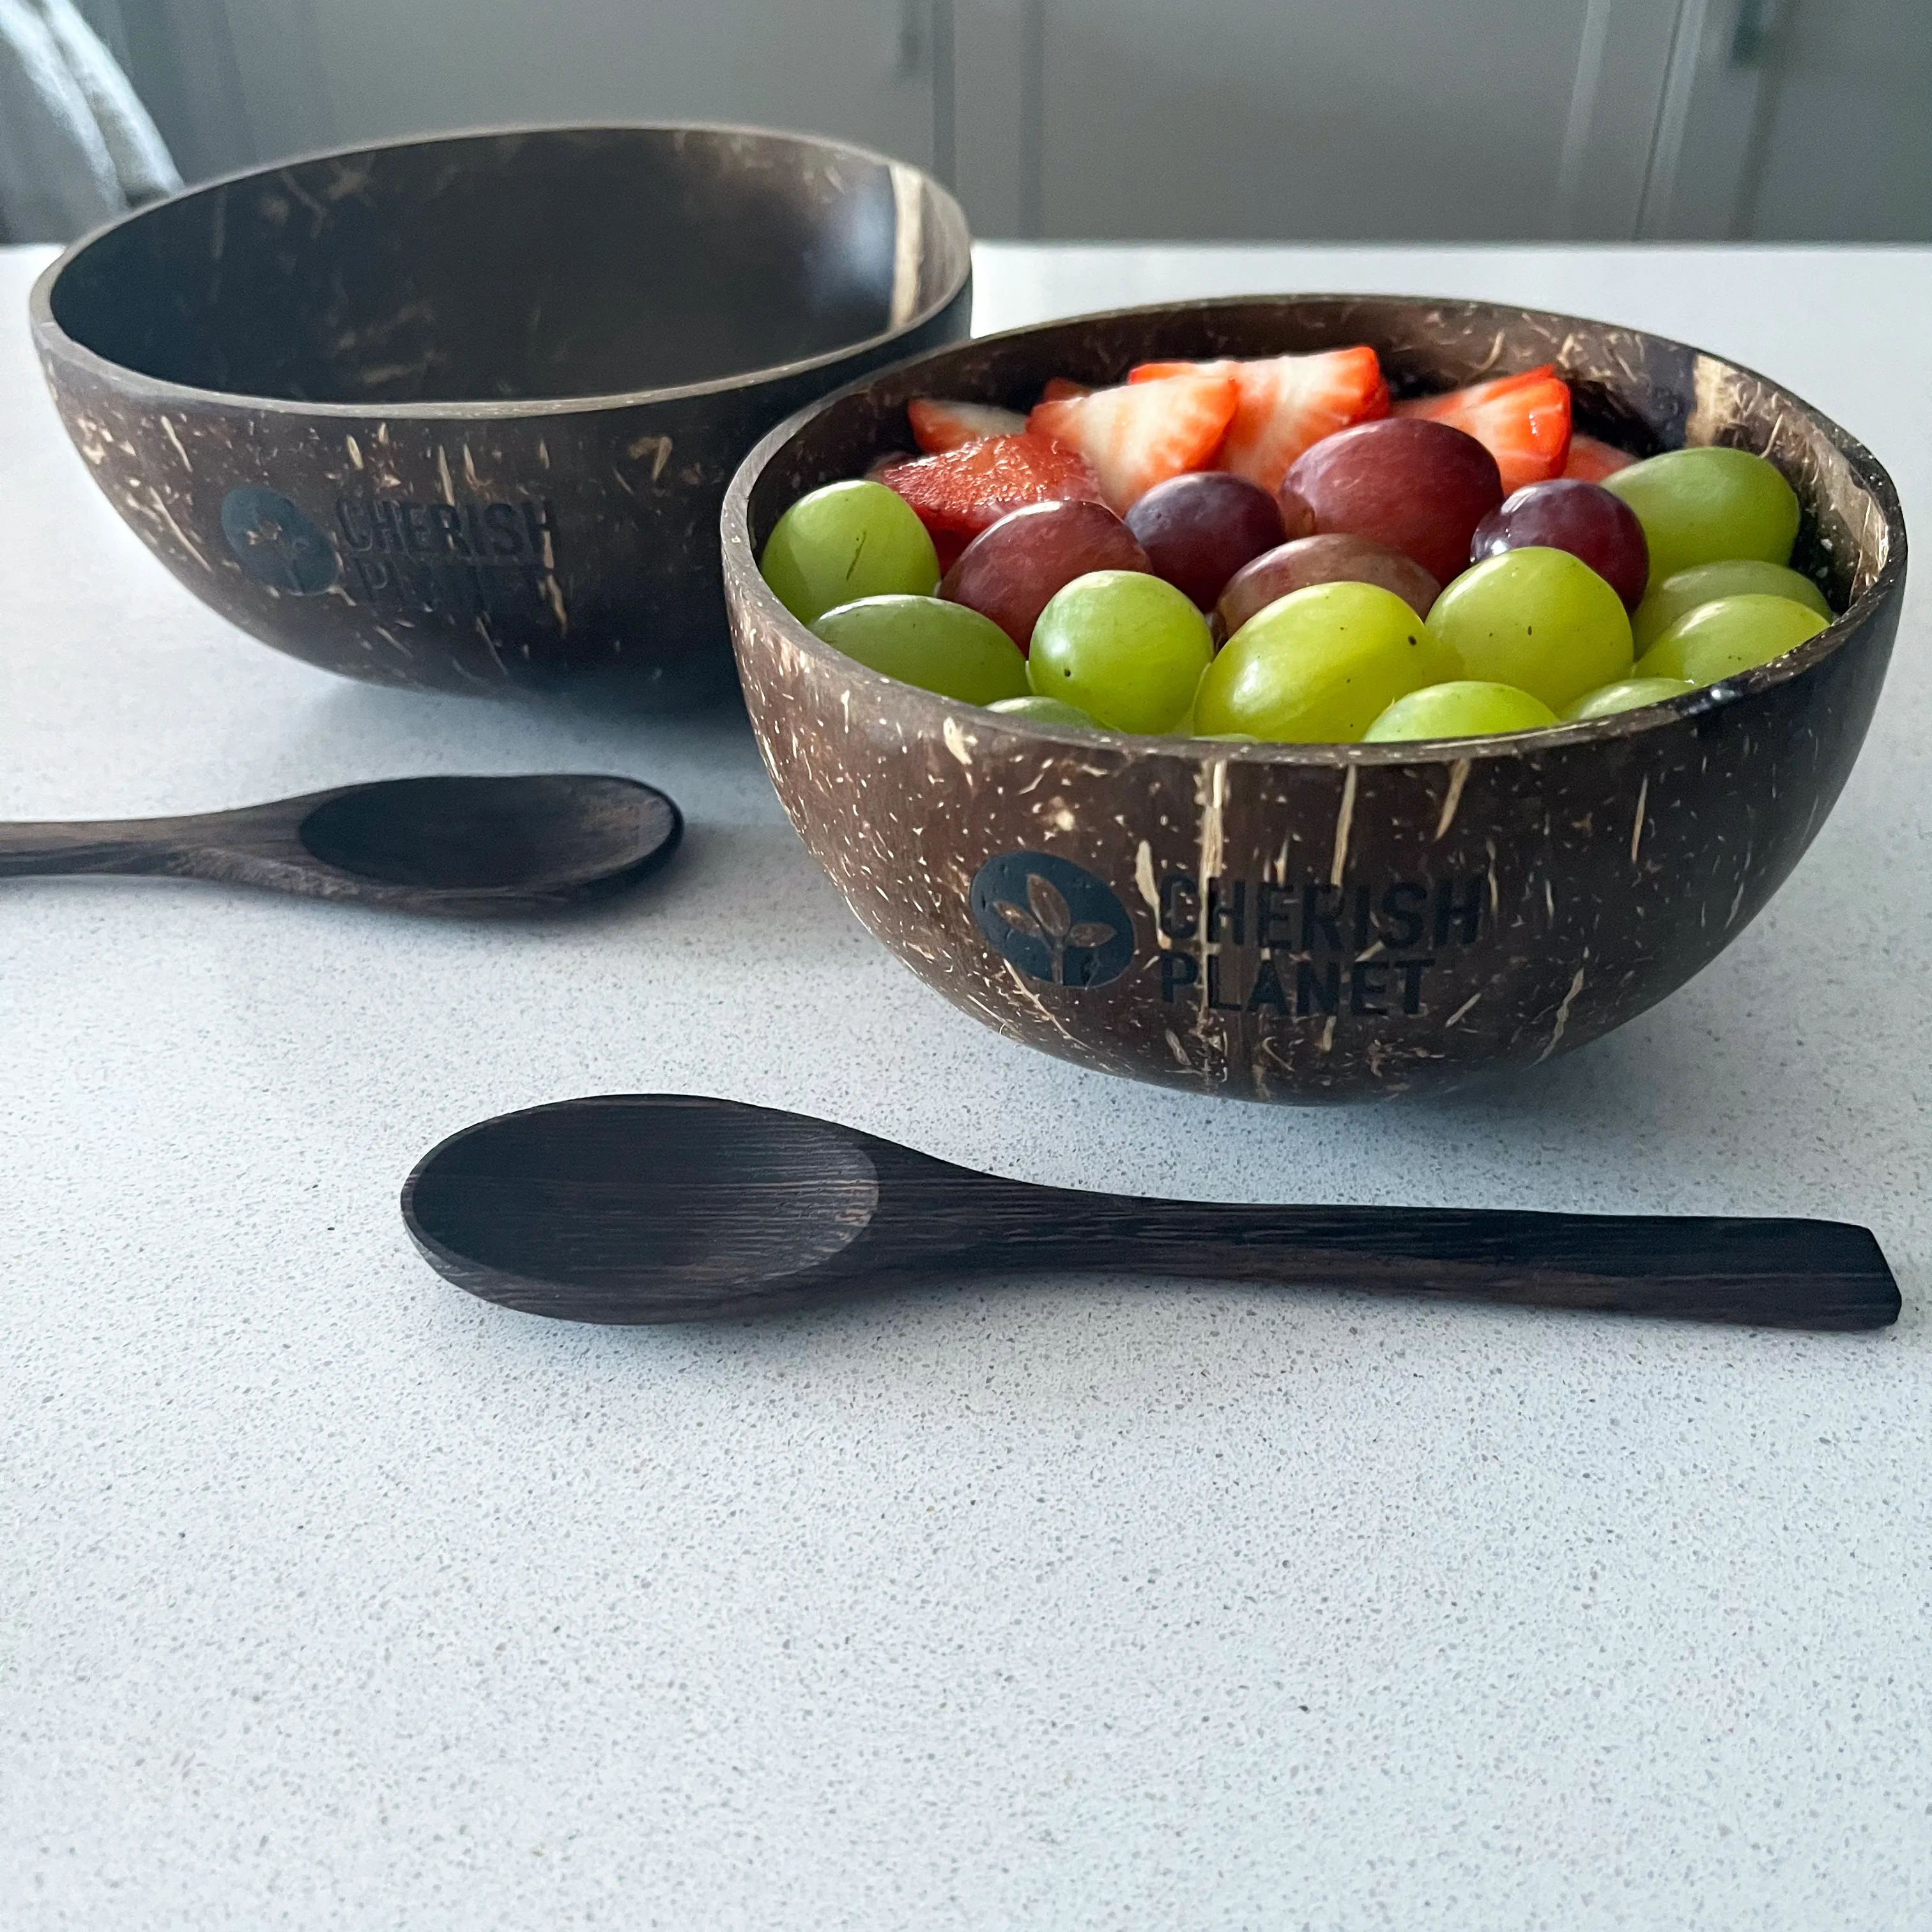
[1364,680,1556,742]
[1562,675,1696,721]
[988,694,1097,727]
[1632,592,1829,687]
[1194,732,1259,742]
[1194,581,1458,743]
[1029,570,1214,733]
[1603,447,1800,590]
[761,480,939,624]
[1425,546,1632,712]
[1632,558,1830,653]
[811,595,1028,703]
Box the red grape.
[1469,478,1649,610]
[1216,533,1440,638]
[1124,471,1285,609]
[1283,418,1502,585]
[1276,483,1317,540]
[940,498,1151,652]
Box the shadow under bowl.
[722,295,1907,1104]
[31,122,972,710]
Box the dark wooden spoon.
[401,1095,1900,1330]
[0,774,680,916]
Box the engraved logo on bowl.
[970,851,1134,988]
[220,485,339,595]
[331,493,565,627]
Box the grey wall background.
[81,0,1932,243]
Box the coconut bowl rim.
[27,119,974,423]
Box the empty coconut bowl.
[31,124,971,709]
[721,296,1906,1103]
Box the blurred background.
[4,0,1929,243]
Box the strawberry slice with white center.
[1027,370,1238,512]
[1395,365,1573,493]
[907,397,1030,454]
[1125,349,1390,491]
[1219,349,1390,492]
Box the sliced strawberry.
[1562,431,1636,483]
[1038,376,1092,404]
[907,397,1029,454]
[1126,359,1220,385]
[876,434,1104,567]
[1126,350,1388,487]
[1027,371,1239,512]
[1395,365,1572,493]
[1216,348,1389,491]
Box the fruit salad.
[758,346,1835,744]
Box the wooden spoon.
[401,1095,1900,1330]
[0,774,680,916]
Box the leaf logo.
[970,852,1134,989]
[990,873,1118,986]
[220,484,339,595]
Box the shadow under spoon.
[402,1095,1901,1331]
[0,774,681,915]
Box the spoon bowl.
[295,774,671,893]
[407,1097,880,1312]
[402,1094,1900,1330]
[0,773,680,915]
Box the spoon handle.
[978,1193,1898,1330]
[0,818,200,878]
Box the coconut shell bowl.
[721,296,1906,1104]
[31,124,971,709]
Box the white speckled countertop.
[4,241,1930,1929]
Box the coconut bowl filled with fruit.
[721,296,1905,1103]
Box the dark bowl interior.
[47,125,926,406]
